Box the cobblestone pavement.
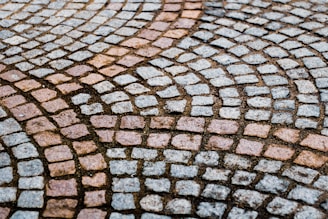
[0,0,328,218]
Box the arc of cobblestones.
[0,0,328,218]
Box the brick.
[31,88,57,102]
[264,144,295,161]
[49,160,76,177]
[176,117,205,133]
[33,131,62,147]
[96,130,115,142]
[274,128,300,143]
[300,134,328,152]
[150,117,175,129]
[84,190,106,207]
[147,133,171,148]
[10,103,42,121]
[43,199,78,218]
[120,116,145,129]
[116,131,142,146]
[243,123,270,138]
[207,119,239,134]
[26,117,56,134]
[206,136,234,150]
[171,134,202,151]
[45,145,73,162]
[46,179,78,197]
[72,141,97,155]
[61,124,90,139]
[294,150,328,168]
[82,173,107,188]
[79,153,107,171]
[66,65,93,76]
[41,98,69,113]
[236,139,264,156]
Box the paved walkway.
[0,0,328,218]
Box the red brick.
[206,136,234,150]
[0,85,16,98]
[149,21,170,31]
[150,117,175,129]
[95,130,115,142]
[31,88,57,102]
[294,150,328,168]
[236,139,264,156]
[176,117,205,133]
[43,199,78,218]
[274,128,300,143]
[152,37,174,49]
[173,18,196,28]
[42,98,69,113]
[66,65,93,76]
[56,82,83,94]
[99,65,126,77]
[0,70,26,82]
[156,12,179,21]
[164,29,188,38]
[120,116,145,129]
[90,115,117,128]
[45,145,73,162]
[61,124,90,139]
[46,179,78,197]
[46,73,72,84]
[207,119,239,134]
[121,38,150,49]
[14,79,41,91]
[79,73,104,85]
[244,123,271,138]
[117,55,144,67]
[84,190,106,207]
[0,207,10,219]
[33,131,62,147]
[106,47,129,56]
[264,144,295,161]
[26,117,56,134]
[82,172,107,188]
[116,131,142,146]
[79,153,107,171]
[52,110,80,127]
[10,103,42,121]
[300,134,328,152]
[138,29,162,40]
[1,95,26,108]
[171,134,202,151]
[147,133,171,148]
[72,141,97,155]
[77,209,107,219]
[49,160,76,177]
[136,47,161,57]
[88,54,115,68]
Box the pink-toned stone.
[185,2,202,9]
[176,117,205,133]
[82,173,107,188]
[45,145,73,162]
[77,209,107,219]
[0,207,10,219]
[244,123,271,138]
[49,160,76,177]
[26,117,56,134]
[136,47,161,57]
[1,95,26,108]
[79,73,104,85]
[120,38,149,49]
[116,131,142,146]
[79,153,107,171]
[99,65,126,77]
[206,136,234,150]
[120,116,145,129]
[43,199,78,218]
[14,79,41,91]
[88,54,115,68]
[171,134,202,151]
[0,70,26,82]
[84,190,106,207]
[33,131,62,147]
[46,179,78,197]
[173,18,196,28]
[181,10,202,19]
[236,139,264,156]
[0,85,16,98]
[149,21,170,31]
[66,65,93,76]
[10,103,42,121]
[138,29,162,40]
[46,73,72,84]
[274,128,300,143]
[72,141,97,155]
[147,133,171,148]
[52,110,80,127]
[150,117,175,129]
[207,119,239,134]
[164,29,188,38]
[41,98,69,113]
[117,55,144,67]
[156,12,178,21]
[106,47,129,56]
[61,124,90,139]
[152,37,174,49]
[90,115,117,128]
[56,82,83,94]
[300,134,328,152]
[294,150,328,168]
[31,88,57,102]
[95,130,115,142]
[163,3,181,11]
[264,144,295,161]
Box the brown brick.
[171,134,202,151]
[43,199,78,218]
[72,141,97,155]
[236,139,264,156]
[82,173,107,188]
[49,160,76,177]
[300,134,328,152]
[116,131,142,146]
[147,133,171,148]
[45,145,73,162]
[61,124,90,139]
[294,150,328,168]
[84,190,106,207]
[244,123,271,138]
[46,179,78,197]
[274,128,300,143]
[79,153,107,171]
[207,119,239,134]
[120,116,145,129]
[206,136,234,151]
[33,131,62,147]
[264,144,295,161]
